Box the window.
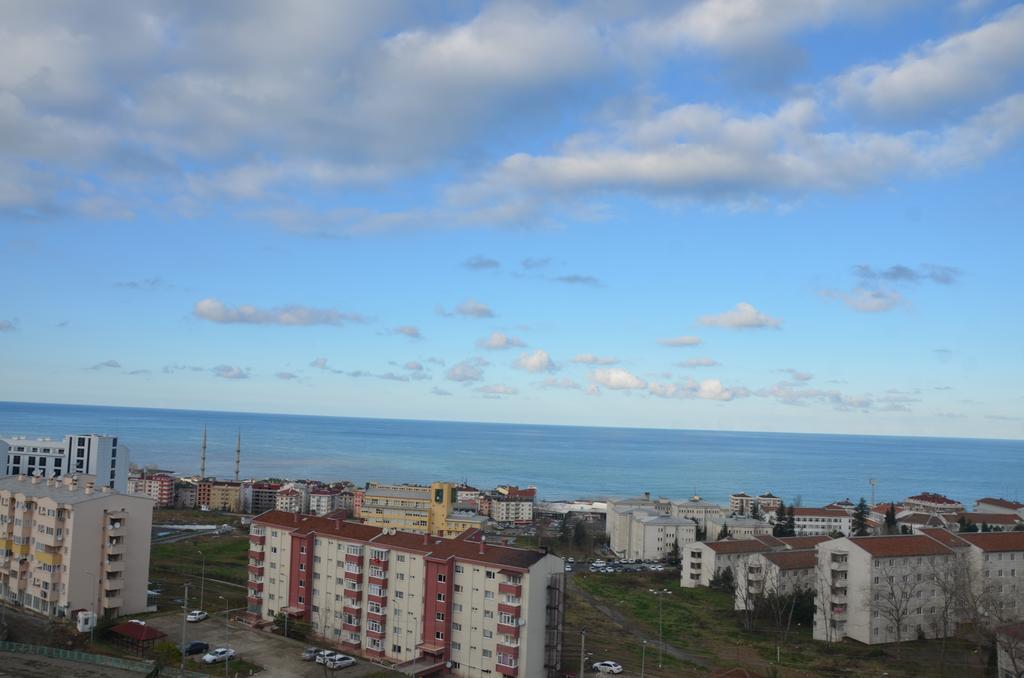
[434,631,444,641]
[396,554,406,562]
[455,565,464,573]
[437,593,446,602]
[483,630,492,639]
[482,649,492,658]
[395,591,405,599]
[454,584,463,593]
[486,571,496,579]
[485,590,495,599]
[437,573,447,583]
[436,612,445,621]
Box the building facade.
[1,434,128,492]
[0,474,153,618]
[197,480,241,512]
[786,508,853,536]
[358,482,486,538]
[309,489,341,516]
[128,472,175,508]
[682,535,831,588]
[489,496,533,525]
[248,511,563,677]
[735,549,817,611]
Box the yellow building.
[197,480,241,512]
[358,482,486,537]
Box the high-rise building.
[247,511,564,676]
[0,474,153,618]
[1,434,128,493]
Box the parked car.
[592,660,623,674]
[186,610,208,623]
[325,654,357,669]
[301,647,321,661]
[564,564,573,572]
[202,648,236,664]
[182,641,209,656]
[316,650,341,665]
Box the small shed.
[109,621,167,656]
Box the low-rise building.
[786,507,853,536]
[682,535,830,588]
[735,549,817,611]
[247,511,564,676]
[673,497,725,533]
[241,481,283,514]
[489,496,534,525]
[729,491,781,516]
[957,512,1021,531]
[708,516,772,540]
[976,498,1024,519]
[358,482,483,538]
[0,474,153,618]
[904,492,964,514]
[275,488,307,514]
[128,472,175,508]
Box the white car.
[315,650,340,665]
[325,654,357,669]
[202,648,236,664]
[186,610,208,623]
[592,660,623,674]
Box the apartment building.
[673,497,725,532]
[197,480,241,512]
[729,492,781,516]
[247,511,564,677]
[358,482,487,538]
[682,535,831,588]
[176,482,197,509]
[127,472,175,507]
[309,488,341,516]
[735,549,817,610]
[241,481,282,514]
[489,496,534,525]
[0,474,153,618]
[787,507,853,536]
[904,492,964,514]
[976,498,1024,519]
[707,515,772,540]
[1,434,128,492]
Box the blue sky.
[1,0,1023,438]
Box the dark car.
[183,640,209,656]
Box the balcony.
[246,595,262,607]
[367,610,386,625]
[11,543,29,557]
[104,541,126,556]
[104,558,125,573]
[342,621,360,633]
[367,593,387,606]
[831,560,848,571]
[106,523,126,538]
[364,647,384,658]
[248,564,264,577]
[247,549,265,561]
[497,643,520,658]
[345,553,362,565]
[497,622,519,637]
[102,595,123,609]
[103,577,124,591]
[368,574,387,587]
[343,588,362,600]
[33,550,62,566]
[496,664,519,677]
[498,582,522,597]
[250,534,266,546]
[366,627,385,640]
[343,570,361,582]
[369,558,388,571]
[343,602,361,614]
[250,581,264,593]
[498,602,521,617]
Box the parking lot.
[144,611,401,677]
[563,557,675,575]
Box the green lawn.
[573,572,988,677]
[153,507,245,528]
[150,534,251,613]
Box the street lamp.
[197,549,206,612]
[640,639,647,678]
[218,595,229,678]
[84,570,97,645]
[649,588,672,668]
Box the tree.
[751,502,762,521]
[772,500,787,537]
[884,503,898,535]
[717,522,731,540]
[813,559,840,644]
[958,515,979,533]
[668,538,681,565]
[572,519,588,549]
[711,565,735,593]
[152,641,181,667]
[867,563,925,659]
[784,505,796,537]
[559,518,573,545]
[851,497,870,537]
[695,523,707,541]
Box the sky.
[1,0,1023,439]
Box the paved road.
[566,577,712,671]
[146,610,401,677]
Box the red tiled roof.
[907,492,961,505]
[779,535,832,550]
[110,622,166,642]
[959,512,1021,525]
[849,535,953,557]
[959,532,1024,553]
[977,497,1024,510]
[706,539,769,555]
[792,508,850,518]
[898,512,947,526]
[763,549,817,570]
[920,528,970,548]
[753,534,784,547]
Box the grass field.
[570,571,990,677]
[149,533,251,614]
[152,507,245,528]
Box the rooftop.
[977,497,1024,510]
[705,539,770,555]
[958,512,1021,525]
[763,549,817,570]
[791,507,850,518]
[363,487,430,500]
[848,535,953,558]
[958,532,1024,553]
[906,492,962,505]
[778,535,832,550]
[0,475,139,505]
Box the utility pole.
[234,430,240,483]
[218,596,229,678]
[640,639,647,678]
[579,628,586,678]
[180,582,189,673]
[649,588,672,668]
[870,478,877,507]
[200,426,207,480]
[198,549,206,611]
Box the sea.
[0,401,1021,507]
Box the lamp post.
[578,628,586,678]
[84,570,97,645]
[649,588,672,668]
[640,639,647,678]
[180,582,189,672]
[218,595,229,678]
[197,549,206,612]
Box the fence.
[0,640,207,677]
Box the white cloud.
[779,368,814,381]
[540,377,582,390]
[431,387,452,396]
[276,372,298,380]
[477,331,526,350]
[393,325,422,339]
[571,353,619,365]
[310,357,329,370]
[698,302,781,329]
[755,382,878,412]
[476,384,518,396]
[446,357,488,383]
[212,365,248,380]
[464,255,500,270]
[404,361,424,371]
[88,359,121,370]
[440,298,495,318]
[658,335,702,347]
[514,349,556,373]
[678,357,719,368]
[648,377,750,401]
[834,6,1024,121]
[821,287,905,313]
[591,368,647,390]
[194,298,365,326]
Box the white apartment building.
[682,535,831,588]
[673,497,725,532]
[735,549,817,611]
[1,434,128,492]
[621,514,696,562]
[248,511,564,677]
[0,474,153,618]
[309,489,340,516]
[976,498,1024,519]
[275,487,308,514]
[608,494,720,559]
[785,507,853,536]
[489,497,533,525]
[707,515,772,540]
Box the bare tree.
[928,554,966,674]
[735,560,763,632]
[814,560,839,644]
[760,567,805,663]
[867,563,924,660]
[996,626,1024,678]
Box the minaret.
[200,426,207,480]
[234,430,241,482]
